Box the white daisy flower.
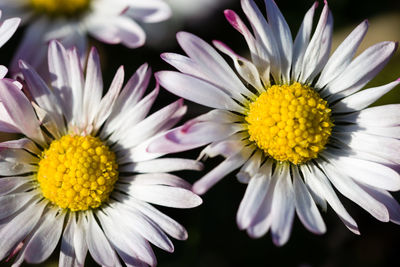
[0,11,20,78]
[0,40,202,266]
[0,0,171,74]
[153,0,400,246]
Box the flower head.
[154,0,400,245]
[0,40,202,266]
[0,0,171,74]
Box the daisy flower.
[154,0,400,246]
[0,11,20,78]
[0,40,202,266]
[0,0,171,74]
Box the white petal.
[121,158,203,173]
[124,0,171,23]
[322,41,397,100]
[299,164,327,211]
[237,160,272,230]
[0,80,46,146]
[292,166,326,234]
[224,9,270,84]
[74,213,88,266]
[0,200,46,260]
[292,2,317,81]
[334,124,400,139]
[103,87,159,141]
[0,192,36,220]
[86,211,119,266]
[113,192,188,241]
[48,40,73,123]
[264,0,293,83]
[299,3,333,83]
[83,47,103,127]
[323,150,400,191]
[0,138,40,154]
[118,183,202,209]
[24,209,65,263]
[316,20,369,88]
[147,120,242,154]
[319,161,389,222]
[118,173,191,190]
[193,146,253,195]
[112,204,174,252]
[176,31,249,102]
[86,15,145,48]
[213,40,263,93]
[19,60,65,137]
[97,210,156,266]
[270,164,295,246]
[60,214,78,267]
[104,63,152,135]
[93,66,124,131]
[0,65,7,78]
[245,180,275,239]
[332,131,400,165]
[334,104,400,127]
[236,150,263,184]
[358,183,400,224]
[200,133,247,159]
[116,99,183,148]
[302,163,359,234]
[0,17,20,48]
[0,161,36,176]
[0,176,32,196]
[156,71,245,112]
[332,80,400,113]
[67,47,85,126]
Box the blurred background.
[1,0,400,266]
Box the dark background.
[1,0,400,266]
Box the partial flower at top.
[154,0,400,246]
[0,40,201,266]
[0,0,171,74]
[0,11,20,78]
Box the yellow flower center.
[246,82,333,165]
[30,0,91,17]
[37,135,118,211]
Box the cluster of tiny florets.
[37,135,118,211]
[246,82,333,164]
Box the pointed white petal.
[316,20,369,88]
[292,166,326,234]
[156,71,245,112]
[24,210,65,263]
[86,211,119,266]
[292,2,317,81]
[332,80,400,113]
[303,164,359,234]
[270,164,295,246]
[193,146,253,195]
[320,161,389,222]
[299,3,333,83]
[237,160,272,230]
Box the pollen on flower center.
[245,82,333,165]
[30,0,91,17]
[37,135,118,211]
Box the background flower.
[0,0,171,75]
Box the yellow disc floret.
[246,82,333,165]
[37,135,118,211]
[30,0,91,17]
